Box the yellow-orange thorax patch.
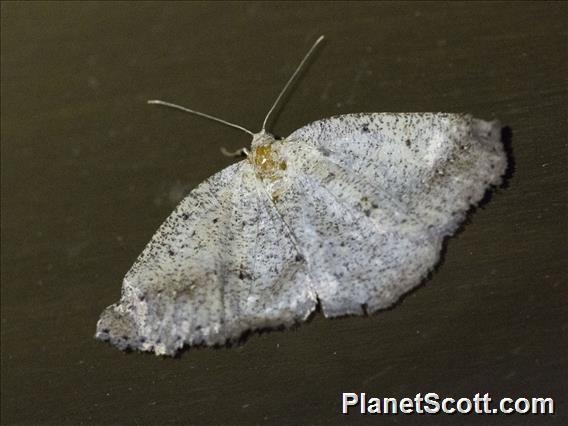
[250,144,287,181]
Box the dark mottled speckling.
[96,113,506,355]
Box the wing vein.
[298,172,438,256]
[246,182,262,303]
[309,146,436,234]
[252,174,318,297]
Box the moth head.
[251,131,277,149]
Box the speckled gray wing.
[278,113,506,316]
[96,161,317,355]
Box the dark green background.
[1,2,566,424]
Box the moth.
[96,36,507,355]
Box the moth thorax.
[250,138,288,183]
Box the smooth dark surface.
[1,2,566,424]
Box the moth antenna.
[147,100,255,136]
[261,35,325,133]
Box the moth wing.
[270,113,506,316]
[287,113,507,234]
[96,161,316,355]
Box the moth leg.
[220,147,250,157]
